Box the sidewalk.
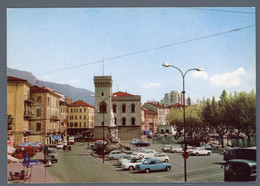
[7,152,57,183]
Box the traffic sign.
[182,151,189,159]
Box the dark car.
[135,141,150,147]
[224,159,256,182]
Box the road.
[46,142,225,183]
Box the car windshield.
[143,160,149,164]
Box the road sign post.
[182,151,189,159]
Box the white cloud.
[69,79,79,83]
[210,67,245,87]
[191,71,209,80]
[140,82,162,88]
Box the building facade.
[67,100,95,136]
[141,107,158,135]
[160,91,181,106]
[7,76,33,146]
[93,76,141,141]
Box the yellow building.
[7,76,33,146]
[67,100,94,136]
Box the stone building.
[93,76,141,141]
[67,100,95,136]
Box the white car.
[131,138,141,144]
[56,142,63,149]
[133,149,157,159]
[121,159,144,171]
[170,145,183,153]
[117,155,143,165]
[108,150,127,160]
[161,145,172,152]
[152,152,170,162]
[189,147,211,156]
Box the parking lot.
[46,141,225,183]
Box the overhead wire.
[185,7,255,14]
[43,25,255,75]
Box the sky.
[7,7,256,104]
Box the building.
[7,76,33,146]
[160,91,181,106]
[67,100,95,136]
[93,76,141,141]
[29,86,62,144]
[141,107,158,135]
[142,102,169,126]
[60,100,68,139]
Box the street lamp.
[91,94,117,164]
[189,107,200,140]
[162,62,203,182]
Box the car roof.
[227,159,256,166]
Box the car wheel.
[174,150,177,153]
[110,157,114,160]
[164,159,168,162]
[195,153,199,156]
[207,152,211,156]
[165,166,171,171]
[55,159,58,163]
[145,168,150,173]
[129,166,134,171]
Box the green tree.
[166,107,183,138]
[8,114,14,131]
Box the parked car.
[170,145,183,153]
[108,150,127,160]
[224,159,256,182]
[131,138,141,144]
[117,155,143,165]
[68,136,75,145]
[121,159,144,171]
[189,147,211,156]
[161,145,172,152]
[133,149,157,159]
[134,141,150,147]
[136,158,172,173]
[152,153,169,162]
[56,142,63,149]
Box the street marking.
[188,172,224,181]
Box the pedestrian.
[63,145,65,152]
[68,145,71,151]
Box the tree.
[166,107,183,138]
[8,114,14,131]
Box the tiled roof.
[113,91,135,97]
[147,102,168,108]
[143,109,157,115]
[68,100,94,108]
[8,76,27,81]
[168,103,183,107]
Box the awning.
[50,135,55,142]
[52,135,62,141]
[8,155,19,163]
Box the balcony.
[24,111,33,119]
[24,96,34,103]
[50,115,60,121]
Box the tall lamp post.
[91,94,116,164]
[162,62,203,182]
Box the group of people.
[63,144,71,152]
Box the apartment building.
[141,107,158,135]
[67,100,95,136]
[7,76,33,146]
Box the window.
[75,116,77,120]
[36,109,41,117]
[99,102,107,113]
[47,97,50,105]
[84,122,86,127]
[131,117,136,126]
[84,115,86,119]
[36,123,41,131]
[84,108,87,112]
[101,92,104,96]
[37,96,42,102]
[80,108,82,112]
[74,122,78,127]
[114,117,117,125]
[74,108,78,112]
[70,123,73,127]
[113,104,117,113]
[80,115,82,119]
[71,108,73,113]
[122,104,126,113]
[131,104,135,113]
[70,115,74,120]
[79,122,82,127]
[122,117,126,126]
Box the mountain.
[7,68,95,106]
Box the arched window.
[74,122,78,127]
[79,122,82,127]
[122,104,126,113]
[70,122,73,127]
[99,102,107,113]
[131,117,136,126]
[122,117,126,126]
[101,92,104,96]
[131,104,135,113]
[113,104,117,113]
[114,117,117,125]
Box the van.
[69,136,75,145]
[43,145,58,163]
[224,159,256,181]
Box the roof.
[168,103,183,107]
[227,159,256,166]
[31,86,62,98]
[146,102,168,108]
[7,76,32,86]
[113,91,135,97]
[68,100,94,108]
[143,109,157,115]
